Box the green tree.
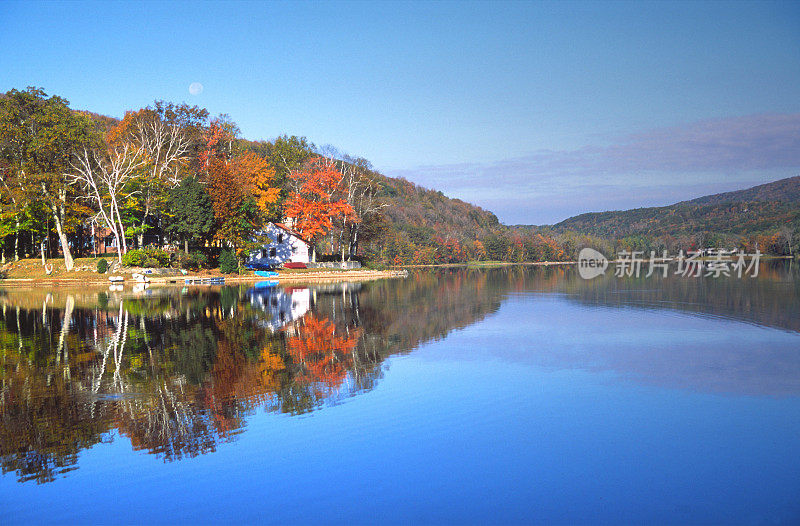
[219,248,238,274]
[0,87,99,269]
[164,176,214,253]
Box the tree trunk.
[349,224,359,259]
[14,217,19,261]
[184,239,189,254]
[339,221,346,263]
[137,209,149,248]
[109,195,127,261]
[51,207,74,271]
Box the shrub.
[96,258,108,274]
[363,260,385,270]
[171,251,192,269]
[121,249,146,267]
[219,249,238,274]
[142,247,170,267]
[192,251,209,269]
[172,251,210,271]
[121,248,171,267]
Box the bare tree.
[66,145,146,263]
[336,156,387,262]
[115,104,205,247]
[778,226,793,257]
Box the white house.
[246,222,310,269]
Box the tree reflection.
[0,271,501,483]
[3,262,796,484]
[287,314,360,394]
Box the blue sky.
[2,0,799,224]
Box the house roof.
[272,222,309,244]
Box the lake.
[1,263,799,524]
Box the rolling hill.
[550,176,800,239]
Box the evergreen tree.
[164,176,214,253]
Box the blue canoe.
[255,270,279,278]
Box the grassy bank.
[0,257,406,286]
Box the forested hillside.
[548,176,800,255]
[686,176,800,206]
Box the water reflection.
[0,261,798,484]
[0,271,503,484]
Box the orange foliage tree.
[284,157,356,261]
[202,123,280,249]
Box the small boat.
[108,276,124,283]
[131,273,150,283]
[255,270,279,278]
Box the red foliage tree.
[284,157,356,261]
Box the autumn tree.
[284,156,356,262]
[203,122,280,251]
[242,135,315,222]
[0,87,99,269]
[107,101,208,247]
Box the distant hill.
[685,176,800,206]
[550,176,800,238]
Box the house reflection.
[247,282,311,331]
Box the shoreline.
[0,268,408,287]
[396,261,576,268]
[0,254,791,287]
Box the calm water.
[1,263,799,524]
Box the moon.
[188,82,204,96]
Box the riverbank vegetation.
[1,87,797,273]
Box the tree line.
[0,87,385,269]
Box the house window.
[260,248,267,258]
[277,233,284,243]
[269,247,276,257]
[291,247,296,254]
